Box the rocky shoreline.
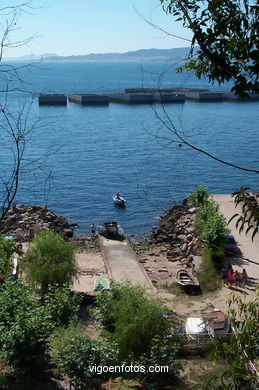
[133,202,202,287]
[155,203,200,269]
[0,204,76,241]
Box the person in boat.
[116,193,121,200]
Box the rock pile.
[0,204,76,241]
[154,203,201,271]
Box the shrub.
[0,281,81,378]
[130,334,182,382]
[196,198,229,250]
[0,281,52,376]
[21,230,77,293]
[0,236,16,281]
[51,323,119,389]
[43,283,81,327]
[94,283,171,359]
[188,185,210,208]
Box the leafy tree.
[0,236,16,281]
[229,186,259,241]
[160,0,259,97]
[21,230,77,293]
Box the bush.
[130,334,182,382]
[0,281,51,376]
[51,323,119,389]
[43,283,81,327]
[198,248,223,292]
[188,185,210,208]
[21,230,77,293]
[196,198,229,250]
[0,236,16,281]
[94,283,171,359]
[0,281,81,378]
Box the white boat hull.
[113,196,126,206]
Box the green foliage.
[189,187,228,291]
[0,236,16,280]
[0,281,52,375]
[43,283,81,327]
[230,186,259,241]
[192,369,258,390]
[130,335,182,381]
[197,248,223,292]
[94,283,170,360]
[188,185,210,208]
[196,198,229,250]
[51,323,119,389]
[198,291,259,389]
[225,292,259,365]
[21,229,77,293]
[160,0,259,97]
[0,281,81,378]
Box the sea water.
[1,62,259,235]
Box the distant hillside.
[4,53,57,61]
[42,47,196,62]
[4,47,198,63]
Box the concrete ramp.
[99,236,155,294]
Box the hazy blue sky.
[5,0,192,57]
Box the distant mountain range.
[5,47,196,62]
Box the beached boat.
[207,309,231,337]
[185,317,208,341]
[185,309,231,341]
[94,277,110,292]
[176,269,199,287]
[113,194,126,206]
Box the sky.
[3,0,192,58]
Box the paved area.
[99,236,155,294]
[213,194,259,294]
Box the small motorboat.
[113,193,126,207]
[176,269,199,288]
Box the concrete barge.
[68,94,109,105]
[38,89,259,106]
[109,93,154,104]
[38,94,67,105]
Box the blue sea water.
[1,62,259,236]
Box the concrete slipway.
[99,236,155,294]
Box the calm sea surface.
[2,62,259,236]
